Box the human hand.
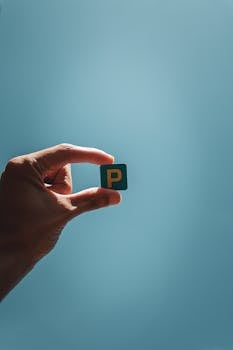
[0,144,121,300]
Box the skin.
[0,143,121,301]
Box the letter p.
[107,169,122,188]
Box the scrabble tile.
[100,164,127,190]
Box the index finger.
[30,143,115,174]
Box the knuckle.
[5,157,31,174]
[5,157,23,172]
[58,143,74,152]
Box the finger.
[67,187,122,216]
[45,164,72,195]
[31,144,115,175]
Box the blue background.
[1,1,233,349]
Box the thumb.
[67,187,122,217]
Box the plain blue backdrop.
[1,1,233,349]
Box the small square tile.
[100,164,127,190]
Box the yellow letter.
[107,169,122,188]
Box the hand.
[0,143,121,300]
